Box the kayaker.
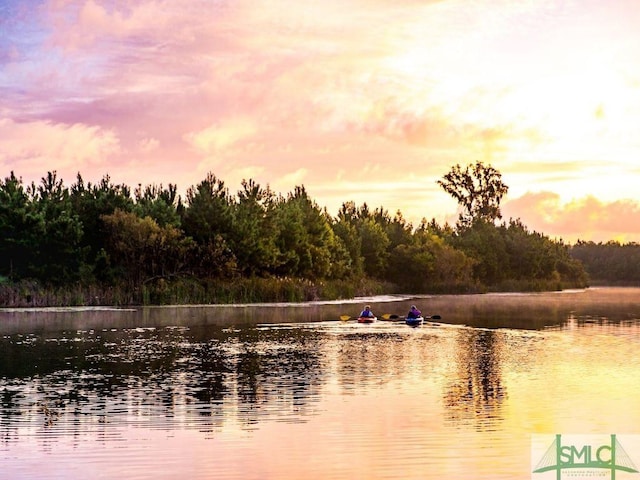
[407,305,422,319]
[359,305,375,318]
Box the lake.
[2,287,640,479]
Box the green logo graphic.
[533,434,639,479]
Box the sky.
[2,0,640,244]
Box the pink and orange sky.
[2,0,640,243]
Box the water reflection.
[0,325,330,445]
[3,288,640,479]
[444,329,506,430]
[335,332,410,391]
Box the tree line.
[0,163,588,306]
[570,241,640,284]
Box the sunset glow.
[2,0,640,242]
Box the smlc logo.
[532,434,640,479]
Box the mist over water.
[2,287,640,479]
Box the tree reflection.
[0,325,327,444]
[443,329,506,429]
[334,332,411,391]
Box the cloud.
[503,192,640,243]
[45,1,202,51]
[0,118,121,177]
[184,118,257,155]
[274,168,308,192]
[138,137,159,153]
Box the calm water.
[2,287,640,479]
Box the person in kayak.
[359,305,375,318]
[407,305,422,319]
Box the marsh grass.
[0,276,397,307]
[0,274,587,308]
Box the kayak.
[357,316,377,324]
[405,316,424,327]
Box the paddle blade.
[429,315,441,320]
[339,315,351,321]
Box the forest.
[570,241,640,285]
[0,162,590,306]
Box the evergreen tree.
[0,172,42,280]
[31,172,85,284]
